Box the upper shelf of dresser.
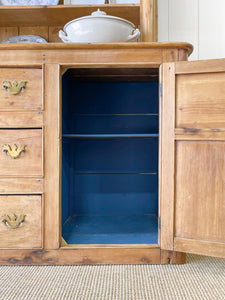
[0,4,140,27]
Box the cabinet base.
[0,248,185,265]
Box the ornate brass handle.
[3,80,27,95]
[2,214,26,229]
[2,144,26,159]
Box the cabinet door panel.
[160,59,225,258]
[176,72,225,128]
[175,141,225,243]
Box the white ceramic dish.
[64,0,104,4]
[0,0,59,5]
[59,9,140,43]
[1,35,47,43]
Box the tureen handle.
[126,29,140,42]
[59,30,70,43]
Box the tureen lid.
[63,9,135,30]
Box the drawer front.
[0,68,42,110]
[0,111,44,128]
[0,178,44,194]
[0,129,42,176]
[0,195,42,248]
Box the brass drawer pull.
[2,213,26,229]
[2,144,26,159]
[3,80,27,95]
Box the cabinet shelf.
[72,172,158,175]
[62,213,158,245]
[0,4,140,27]
[62,133,159,139]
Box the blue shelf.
[62,134,159,139]
[62,214,158,244]
[72,172,158,175]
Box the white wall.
[158,0,225,60]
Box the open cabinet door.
[160,59,225,258]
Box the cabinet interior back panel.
[62,173,158,215]
[66,115,159,134]
[62,138,158,173]
[67,81,159,114]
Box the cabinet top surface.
[0,42,193,56]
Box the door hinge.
[160,82,163,98]
[158,217,161,230]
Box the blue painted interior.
[62,76,159,135]
[65,81,159,114]
[62,138,158,174]
[63,214,158,244]
[61,70,159,244]
[65,115,159,134]
[61,141,71,225]
[62,134,159,138]
[70,174,158,214]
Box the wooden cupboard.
[0,42,189,265]
[0,5,224,265]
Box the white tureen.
[59,9,140,43]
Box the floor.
[0,254,224,300]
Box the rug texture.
[0,254,224,299]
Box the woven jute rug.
[0,254,224,299]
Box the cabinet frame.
[0,43,193,265]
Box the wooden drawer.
[0,195,42,248]
[0,178,44,194]
[0,129,42,176]
[0,111,44,128]
[0,68,42,110]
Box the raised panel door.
[160,59,225,258]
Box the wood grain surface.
[0,111,43,127]
[0,68,42,110]
[43,64,60,249]
[175,141,225,243]
[0,178,43,194]
[0,129,43,177]
[140,0,158,42]
[0,195,42,249]
[160,63,176,251]
[161,58,225,259]
[176,72,225,128]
